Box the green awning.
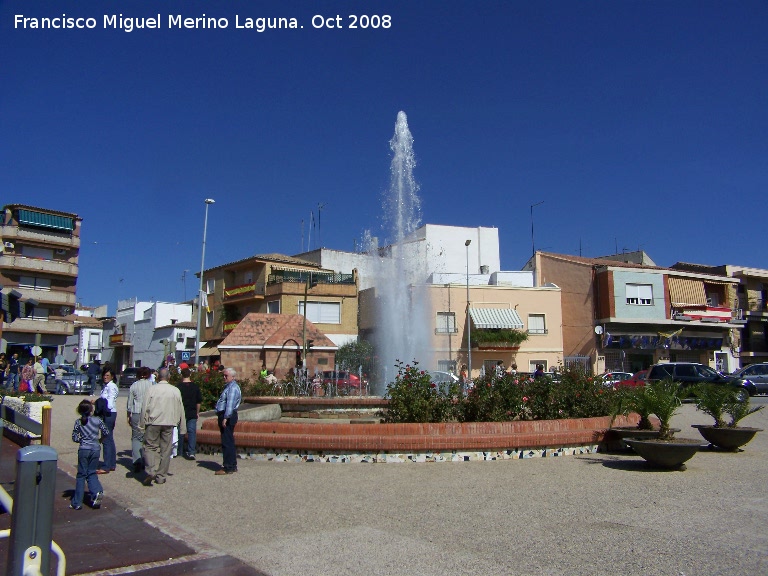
[18,209,74,231]
[469,308,524,329]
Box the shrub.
[382,361,458,423]
[189,370,253,412]
[461,372,524,422]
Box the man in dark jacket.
[178,367,202,460]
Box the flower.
[522,396,529,402]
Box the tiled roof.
[202,253,324,274]
[219,313,337,349]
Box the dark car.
[118,367,141,388]
[646,362,750,401]
[729,363,768,396]
[45,364,90,395]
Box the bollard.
[7,445,58,576]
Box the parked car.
[646,362,750,400]
[729,363,768,395]
[429,371,460,393]
[616,370,649,388]
[45,364,90,395]
[321,370,367,395]
[118,367,141,388]
[601,372,633,386]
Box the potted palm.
[622,379,703,470]
[608,384,679,444]
[692,384,764,451]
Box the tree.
[335,339,375,375]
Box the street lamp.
[530,200,544,257]
[301,272,318,372]
[194,198,215,367]
[465,239,472,385]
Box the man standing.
[7,353,19,391]
[214,367,241,475]
[33,357,46,393]
[87,360,101,395]
[139,368,185,486]
[126,367,153,473]
[178,367,202,460]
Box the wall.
[611,269,666,321]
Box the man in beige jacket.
[139,368,185,486]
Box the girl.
[71,399,109,510]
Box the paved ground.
[5,393,768,575]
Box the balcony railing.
[2,318,73,335]
[14,287,76,306]
[735,297,767,313]
[0,255,78,276]
[223,283,265,300]
[223,320,241,333]
[267,271,355,286]
[109,333,133,345]
[1,224,80,248]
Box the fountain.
[369,111,432,393]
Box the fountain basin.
[195,412,639,463]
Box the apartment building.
[0,204,82,360]
[198,253,358,367]
[525,252,745,374]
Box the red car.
[617,370,649,388]
[321,370,367,395]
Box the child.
[71,399,109,510]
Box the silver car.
[731,363,768,395]
[45,364,90,395]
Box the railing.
[2,318,73,335]
[267,271,355,286]
[109,333,132,345]
[735,298,766,313]
[223,283,265,299]
[13,287,76,306]
[223,320,241,332]
[0,255,78,276]
[1,224,80,248]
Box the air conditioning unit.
[3,242,14,249]
[55,249,66,255]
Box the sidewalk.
[4,393,768,575]
[0,413,265,575]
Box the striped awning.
[18,209,74,231]
[668,277,706,306]
[469,308,524,329]
[198,346,219,357]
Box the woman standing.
[97,369,119,473]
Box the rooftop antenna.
[317,202,326,247]
[181,269,189,301]
[301,219,304,252]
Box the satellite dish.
[594,326,604,335]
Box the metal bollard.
[7,445,58,576]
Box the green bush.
[188,370,254,412]
[382,361,459,423]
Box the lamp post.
[301,272,317,372]
[465,239,472,385]
[194,198,215,367]
[530,200,544,257]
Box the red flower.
[430,383,436,388]
[522,396,529,402]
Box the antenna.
[317,202,326,247]
[181,270,189,301]
[301,219,304,252]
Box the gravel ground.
[48,394,768,576]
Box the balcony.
[670,304,738,323]
[2,317,73,335]
[14,287,76,306]
[222,283,265,303]
[266,272,357,298]
[109,333,133,346]
[0,255,78,277]
[735,297,767,316]
[223,319,241,334]
[1,224,80,248]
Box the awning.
[469,308,524,329]
[668,277,706,306]
[18,209,74,231]
[198,346,219,357]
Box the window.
[527,314,547,334]
[19,276,51,291]
[21,245,53,260]
[435,312,457,333]
[206,310,213,328]
[244,271,253,284]
[186,337,196,349]
[267,300,280,314]
[30,306,49,320]
[298,301,341,324]
[206,278,215,294]
[482,359,501,375]
[626,284,653,305]
[88,333,100,349]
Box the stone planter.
[623,438,703,470]
[1,396,51,441]
[691,425,763,451]
[475,343,520,351]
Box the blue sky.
[2,1,766,314]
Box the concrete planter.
[691,425,763,451]
[623,437,703,470]
[1,396,51,440]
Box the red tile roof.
[219,313,337,349]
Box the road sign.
[73,347,79,354]
[31,345,42,356]
[181,352,191,361]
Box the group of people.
[0,352,52,394]
[69,364,242,510]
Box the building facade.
[0,204,82,361]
